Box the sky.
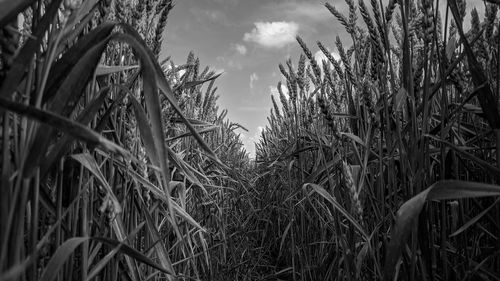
[161,0,352,157]
[160,0,483,158]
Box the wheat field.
[0,0,499,280]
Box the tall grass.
[1,0,500,281]
[253,0,500,280]
[0,1,251,281]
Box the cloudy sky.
[161,0,353,157]
[161,0,482,157]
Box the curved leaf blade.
[0,97,130,158]
[303,183,369,240]
[95,65,140,76]
[40,236,175,281]
[384,180,500,281]
[0,0,63,100]
[129,95,160,167]
[70,153,122,214]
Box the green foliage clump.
[0,1,252,281]
[250,0,500,280]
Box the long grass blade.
[384,180,500,281]
[40,236,174,281]
[0,0,63,100]
[303,183,369,240]
[0,97,130,157]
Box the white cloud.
[250,73,259,89]
[233,43,247,55]
[314,50,340,63]
[240,126,265,158]
[314,49,341,69]
[213,67,225,74]
[269,84,289,97]
[244,21,299,48]
[165,64,187,83]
